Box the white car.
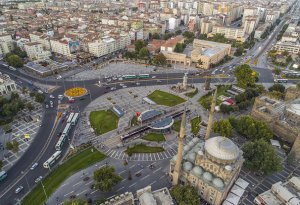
[110,87,116,91]
[58,95,64,100]
[151,76,156,78]
[136,82,140,85]
[15,186,24,194]
[30,162,38,170]
[45,104,49,109]
[49,95,55,99]
[119,83,124,86]
[50,101,53,105]
[37,90,43,94]
[122,85,127,88]
[56,75,62,79]
[35,176,43,183]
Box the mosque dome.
[204,136,239,162]
[184,145,190,152]
[203,172,213,182]
[212,178,225,189]
[187,152,196,162]
[191,166,203,178]
[183,161,193,172]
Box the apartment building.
[29,32,51,50]
[0,34,14,55]
[191,39,231,69]
[0,73,17,96]
[200,21,213,34]
[24,42,51,61]
[210,25,247,42]
[50,37,80,58]
[160,35,184,52]
[243,16,259,35]
[274,41,300,54]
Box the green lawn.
[191,116,201,135]
[198,85,231,109]
[142,133,165,142]
[125,144,165,156]
[185,88,198,98]
[89,110,119,135]
[148,90,186,107]
[172,120,181,132]
[22,148,106,205]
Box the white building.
[24,42,51,61]
[210,25,247,42]
[168,17,180,30]
[243,16,259,35]
[29,32,51,50]
[0,34,14,55]
[0,73,17,96]
[274,41,300,54]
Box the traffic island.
[22,147,106,205]
[89,110,119,135]
[64,87,87,98]
[125,144,165,156]
[142,133,166,142]
[147,90,186,107]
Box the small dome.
[212,178,224,189]
[184,145,190,152]
[197,150,204,156]
[225,165,232,171]
[183,161,193,172]
[187,152,196,162]
[205,137,239,161]
[203,172,213,182]
[191,166,203,178]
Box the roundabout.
[64,87,87,98]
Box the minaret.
[182,73,188,90]
[205,87,218,140]
[172,109,186,185]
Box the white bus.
[43,151,62,169]
[55,134,67,151]
[71,113,79,126]
[274,78,288,83]
[67,113,75,123]
[62,123,71,136]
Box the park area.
[148,90,186,107]
[89,110,119,135]
[22,147,106,205]
[190,116,201,135]
[64,87,87,98]
[142,133,165,142]
[198,85,231,109]
[125,144,165,156]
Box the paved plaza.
[0,92,44,171]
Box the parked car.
[15,186,24,194]
[30,162,38,170]
[34,176,43,183]
[58,95,64,100]
[56,75,62,79]
[49,95,55,99]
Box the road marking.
[141,175,149,181]
[129,164,135,169]
[61,183,68,187]
[159,175,165,180]
[119,170,126,174]
[134,169,144,175]
[85,181,93,186]
[149,180,156,186]
[77,189,88,196]
[91,190,97,195]
[73,181,82,187]
[153,167,162,173]
[116,186,124,192]
[129,182,137,188]
[64,191,74,197]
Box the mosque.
[169,89,244,205]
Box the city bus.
[0,171,7,182]
[55,134,67,151]
[62,123,71,136]
[274,78,288,83]
[122,75,137,79]
[67,113,75,123]
[43,151,62,169]
[138,74,150,79]
[71,113,79,126]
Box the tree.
[153,53,167,66]
[21,86,27,94]
[6,54,24,68]
[170,185,200,205]
[242,139,282,175]
[93,166,122,192]
[34,93,45,103]
[3,124,12,133]
[174,43,186,53]
[213,119,233,137]
[152,33,160,39]
[0,160,3,170]
[134,40,146,52]
[6,140,19,153]
[235,115,273,141]
[175,29,182,35]
[234,64,257,88]
[234,46,244,56]
[27,102,34,112]
[269,84,285,93]
[272,67,281,75]
[138,47,150,59]
[63,199,88,205]
[183,31,195,39]
[220,104,234,114]
[13,46,27,58]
